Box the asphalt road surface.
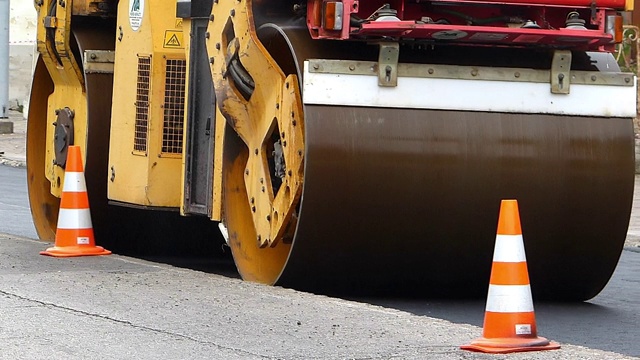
[0,165,638,359]
[0,166,37,239]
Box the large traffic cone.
[40,145,111,257]
[461,199,559,353]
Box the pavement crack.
[0,289,273,359]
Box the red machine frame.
[306,0,625,51]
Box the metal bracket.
[52,107,75,168]
[551,50,572,94]
[83,50,115,74]
[378,42,399,87]
[44,16,58,29]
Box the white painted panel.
[303,62,637,118]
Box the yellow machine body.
[107,0,187,207]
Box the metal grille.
[162,59,186,154]
[134,56,151,153]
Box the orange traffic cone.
[40,145,111,257]
[461,199,559,354]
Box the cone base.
[461,337,560,354]
[40,245,112,257]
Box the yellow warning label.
[175,19,183,28]
[163,30,184,49]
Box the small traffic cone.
[461,199,559,354]
[40,145,111,257]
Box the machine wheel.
[27,26,114,244]
[27,56,57,241]
[28,26,225,257]
[220,20,634,301]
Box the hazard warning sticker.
[129,0,145,31]
[164,30,184,49]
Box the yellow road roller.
[28,0,636,300]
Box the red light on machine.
[323,1,344,31]
[606,14,623,43]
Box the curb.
[0,157,26,168]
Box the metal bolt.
[591,75,597,81]
[428,68,434,75]
[514,72,520,78]
[471,69,478,77]
[90,53,97,60]
[313,64,319,70]
[625,77,631,83]
[349,65,355,71]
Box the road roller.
[28,0,636,300]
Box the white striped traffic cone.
[461,199,559,353]
[40,145,111,257]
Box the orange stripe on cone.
[40,146,111,258]
[59,191,90,209]
[490,262,530,286]
[461,199,560,354]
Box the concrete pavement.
[1,232,636,360]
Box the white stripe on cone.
[62,172,88,192]
[485,284,535,313]
[57,208,93,229]
[492,234,527,262]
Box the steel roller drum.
[281,107,633,300]
[250,24,635,301]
